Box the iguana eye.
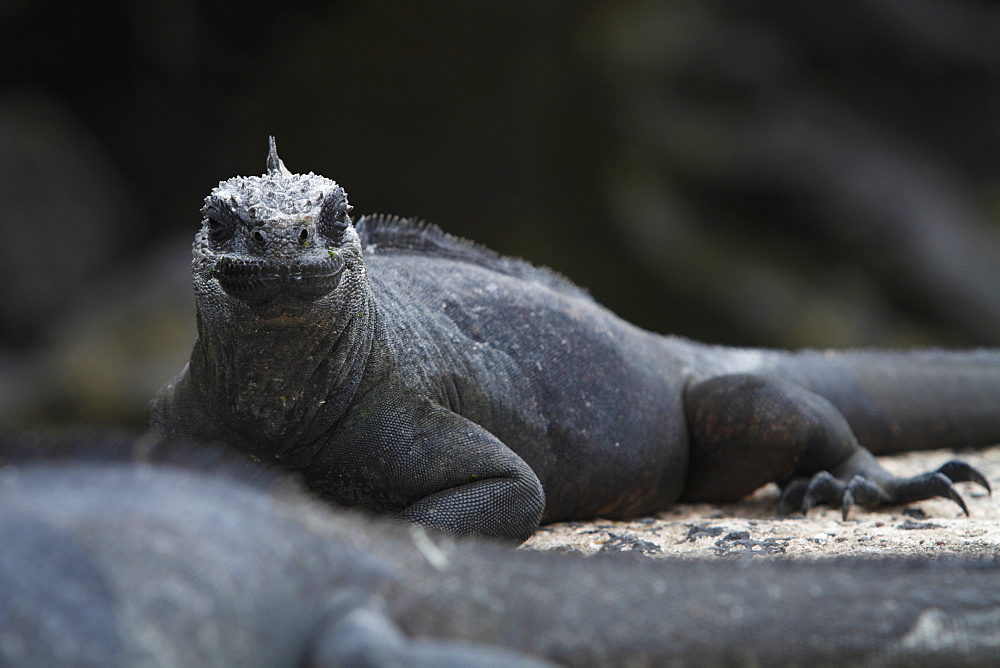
[206,214,236,243]
[203,198,241,244]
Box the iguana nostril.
[299,228,311,246]
[253,229,267,246]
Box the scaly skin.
[150,138,998,543]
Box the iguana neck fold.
[189,288,378,462]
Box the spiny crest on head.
[266,136,293,178]
[201,138,354,238]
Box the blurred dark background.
[2,0,1000,429]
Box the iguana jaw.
[211,253,346,304]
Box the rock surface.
[524,446,1000,559]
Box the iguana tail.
[768,348,1000,455]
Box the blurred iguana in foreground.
[3,434,999,666]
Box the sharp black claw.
[801,494,815,515]
[841,488,853,521]
[936,460,992,496]
[778,478,808,516]
[841,476,888,520]
[945,483,970,517]
[924,471,969,515]
[802,471,843,515]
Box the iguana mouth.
[212,254,345,302]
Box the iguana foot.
[778,460,992,520]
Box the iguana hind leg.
[680,374,990,518]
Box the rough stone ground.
[523,445,1000,560]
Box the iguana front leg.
[332,403,546,543]
[397,408,546,542]
[680,374,991,518]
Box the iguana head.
[193,137,364,317]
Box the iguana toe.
[885,471,971,516]
[776,478,808,515]
[800,471,847,513]
[935,460,991,495]
[840,475,892,519]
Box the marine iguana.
[150,138,999,543]
[3,434,1000,667]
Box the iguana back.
[356,213,593,301]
